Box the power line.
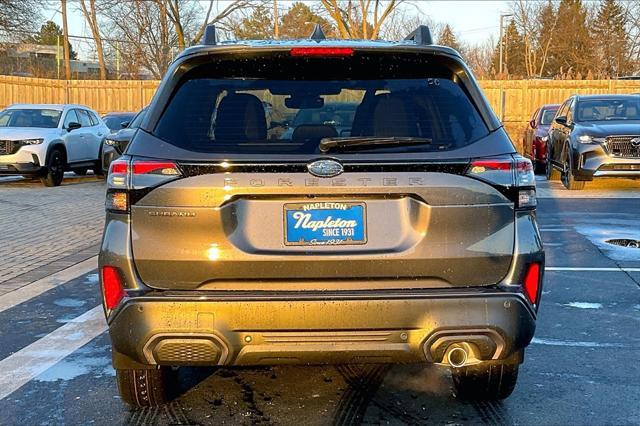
[3,28,180,48]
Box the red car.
[522,104,559,173]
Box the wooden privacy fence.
[1,75,640,150]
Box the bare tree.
[156,0,255,49]
[378,4,437,41]
[0,0,41,39]
[465,38,495,79]
[102,1,176,79]
[320,0,404,39]
[78,0,107,79]
[622,1,640,74]
[61,0,71,80]
[510,0,559,78]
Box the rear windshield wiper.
[319,136,433,153]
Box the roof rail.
[309,24,326,41]
[201,24,217,45]
[404,25,433,45]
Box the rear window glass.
[129,109,146,129]
[153,56,488,155]
[103,114,135,131]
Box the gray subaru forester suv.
[99,25,544,407]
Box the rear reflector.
[106,191,128,212]
[101,266,125,310]
[290,47,354,57]
[523,262,541,304]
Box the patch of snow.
[563,302,603,310]
[532,337,626,348]
[574,223,640,262]
[53,298,86,308]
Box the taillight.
[132,162,181,175]
[467,155,536,209]
[101,266,125,310]
[106,158,182,212]
[523,262,541,305]
[290,47,354,57]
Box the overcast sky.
[43,1,510,60]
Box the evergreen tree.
[235,5,274,40]
[544,0,594,78]
[535,1,557,77]
[491,20,526,77]
[438,24,462,52]
[279,2,334,39]
[26,21,77,60]
[592,0,632,77]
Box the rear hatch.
[114,47,533,291]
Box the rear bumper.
[107,289,537,369]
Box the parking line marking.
[546,267,640,272]
[0,305,106,401]
[0,256,98,313]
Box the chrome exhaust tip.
[447,346,468,368]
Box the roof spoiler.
[201,24,217,45]
[404,25,433,45]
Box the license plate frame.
[283,201,367,246]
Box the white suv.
[0,104,109,186]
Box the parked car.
[102,112,136,133]
[101,108,146,174]
[0,104,109,186]
[100,25,543,407]
[522,104,559,173]
[546,94,640,189]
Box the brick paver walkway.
[0,177,105,295]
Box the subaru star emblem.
[307,159,344,178]
[631,137,640,147]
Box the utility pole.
[61,0,71,80]
[498,13,513,76]
[498,13,513,123]
[56,35,61,79]
[274,0,279,39]
[116,41,120,80]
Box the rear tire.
[116,367,175,407]
[545,155,560,181]
[452,362,519,400]
[40,148,65,187]
[93,162,105,178]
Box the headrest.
[214,94,267,141]
[292,124,338,143]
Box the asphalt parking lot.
[0,175,639,425]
